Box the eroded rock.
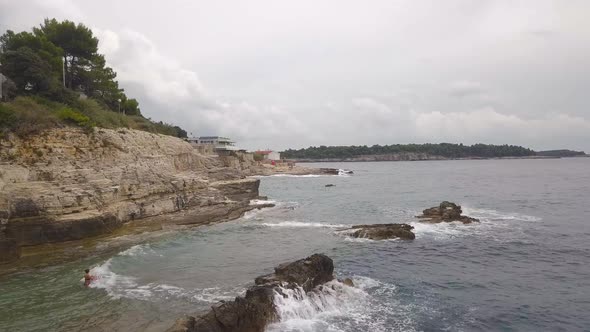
[168,254,335,332]
[340,223,416,240]
[416,201,479,224]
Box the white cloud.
[1,0,590,151]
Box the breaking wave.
[260,221,349,228]
[86,253,245,302]
[267,277,416,332]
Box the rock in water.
[168,254,334,332]
[416,201,479,224]
[340,223,416,240]
[325,184,335,187]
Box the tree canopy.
[282,143,536,159]
[0,18,189,138]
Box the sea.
[1,158,589,332]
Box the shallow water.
[1,158,589,331]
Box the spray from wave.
[267,277,416,332]
[260,221,349,229]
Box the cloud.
[448,81,485,98]
[2,0,590,151]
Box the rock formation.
[339,223,416,240]
[416,201,479,224]
[0,128,264,263]
[167,253,335,332]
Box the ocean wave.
[270,174,322,178]
[260,221,349,228]
[118,244,162,257]
[86,258,245,302]
[249,199,277,205]
[462,207,541,222]
[267,277,415,332]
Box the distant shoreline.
[290,155,589,163]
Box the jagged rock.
[0,128,262,263]
[340,223,415,240]
[416,201,479,224]
[168,254,335,332]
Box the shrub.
[56,107,93,128]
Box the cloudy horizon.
[1,0,589,152]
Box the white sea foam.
[118,244,162,257]
[462,207,541,222]
[271,174,322,178]
[260,221,349,228]
[267,277,415,332]
[249,199,277,205]
[87,259,139,299]
[87,258,245,302]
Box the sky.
[1,0,589,151]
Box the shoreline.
[290,155,589,163]
[0,199,275,277]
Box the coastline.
[290,155,588,163]
[0,127,323,275]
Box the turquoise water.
[1,158,589,331]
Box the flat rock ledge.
[416,201,479,224]
[167,253,334,332]
[339,223,416,240]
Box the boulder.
[168,254,334,332]
[340,223,415,240]
[416,201,479,224]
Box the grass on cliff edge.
[0,96,183,138]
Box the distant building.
[255,150,281,161]
[187,136,239,151]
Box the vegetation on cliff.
[0,19,187,138]
[282,143,536,159]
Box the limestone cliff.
[0,128,261,263]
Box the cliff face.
[0,128,260,263]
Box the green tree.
[35,19,98,89]
[0,47,56,94]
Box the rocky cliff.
[0,128,262,263]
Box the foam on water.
[410,206,541,242]
[271,174,322,178]
[260,221,349,228]
[462,207,542,222]
[118,244,162,257]
[87,251,245,302]
[250,199,277,205]
[267,277,416,332]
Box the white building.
[187,136,239,151]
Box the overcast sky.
[1,0,589,151]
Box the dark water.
[1,159,589,332]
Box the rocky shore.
[167,253,336,332]
[0,128,319,268]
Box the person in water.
[83,269,95,287]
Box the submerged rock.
[168,254,334,332]
[340,223,416,240]
[325,184,335,187]
[416,201,479,224]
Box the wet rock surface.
[168,254,335,332]
[416,201,479,224]
[340,223,416,240]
